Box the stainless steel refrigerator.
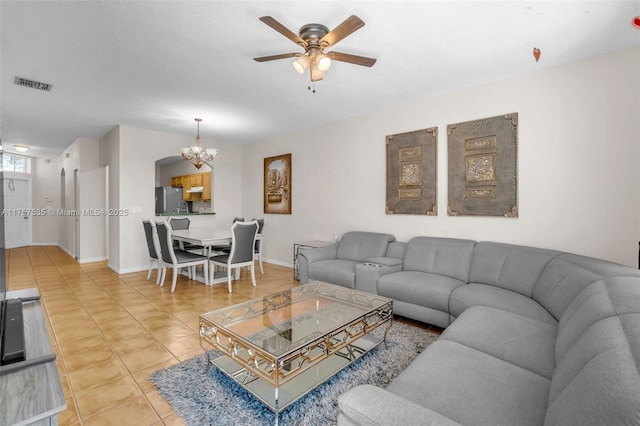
[155,187,184,214]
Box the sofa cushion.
[378,271,465,313]
[555,276,640,365]
[546,316,640,425]
[307,259,360,288]
[386,339,550,426]
[449,283,558,325]
[533,253,640,321]
[402,237,476,282]
[392,300,451,328]
[385,241,406,260]
[544,277,640,425]
[335,231,395,263]
[338,384,461,426]
[469,241,559,297]
[440,306,558,379]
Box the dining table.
[171,228,263,285]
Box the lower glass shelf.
[212,334,381,413]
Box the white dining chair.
[252,218,265,274]
[142,220,162,284]
[209,220,259,292]
[156,221,209,292]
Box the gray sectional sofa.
[297,232,640,425]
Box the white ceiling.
[1,1,639,158]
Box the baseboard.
[58,244,75,259]
[108,263,149,274]
[264,258,293,269]
[25,244,292,274]
[29,243,109,265]
[30,242,76,259]
[78,256,109,264]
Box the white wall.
[31,157,60,245]
[55,137,101,256]
[100,127,120,270]
[32,137,107,256]
[78,167,108,263]
[104,125,242,273]
[241,47,640,267]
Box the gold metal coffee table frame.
[199,281,393,418]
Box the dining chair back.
[142,220,162,284]
[209,220,259,292]
[169,217,190,230]
[252,218,265,274]
[169,217,204,253]
[156,221,209,292]
[210,216,246,254]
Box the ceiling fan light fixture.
[310,63,325,82]
[293,55,309,74]
[315,53,332,71]
[255,15,375,90]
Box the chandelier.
[181,118,217,170]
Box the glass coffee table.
[199,281,393,420]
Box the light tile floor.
[7,245,299,426]
[7,245,440,425]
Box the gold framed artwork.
[386,127,437,215]
[447,113,518,217]
[264,153,292,214]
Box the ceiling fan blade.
[259,16,306,47]
[253,53,300,62]
[328,52,377,67]
[320,15,365,47]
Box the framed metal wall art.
[386,127,437,215]
[264,153,292,214]
[447,113,518,217]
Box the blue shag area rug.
[150,321,438,426]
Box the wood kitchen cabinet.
[191,173,203,186]
[181,175,201,201]
[202,171,211,201]
[171,172,209,201]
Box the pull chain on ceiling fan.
[253,15,376,90]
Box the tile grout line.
[31,248,164,424]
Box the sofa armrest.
[355,257,403,294]
[338,384,461,426]
[297,243,338,283]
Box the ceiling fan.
[253,15,377,84]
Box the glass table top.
[200,281,392,357]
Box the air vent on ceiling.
[14,76,52,91]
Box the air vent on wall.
[14,76,52,92]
